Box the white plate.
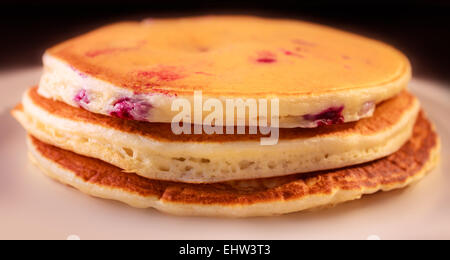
[0,67,449,240]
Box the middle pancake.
[13,87,419,183]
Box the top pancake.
[39,16,411,127]
[46,16,409,96]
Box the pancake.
[38,16,411,128]
[13,87,420,183]
[26,112,440,217]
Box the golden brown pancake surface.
[47,16,409,96]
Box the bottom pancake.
[27,112,439,217]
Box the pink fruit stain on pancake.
[255,51,277,63]
[110,97,152,121]
[281,49,305,58]
[137,66,185,81]
[303,106,345,127]
[74,89,90,107]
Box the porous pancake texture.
[26,112,439,217]
[14,87,419,183]
[38,16,411,127]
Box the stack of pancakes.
[12,16,440,217]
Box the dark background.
[1,0,449,84]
